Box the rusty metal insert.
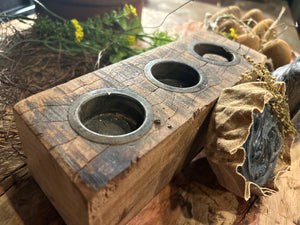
[68,88,153,144]
[189,42,240,66]
[144,59,207,93]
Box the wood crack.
[48,135,79,152]
[0,164,28,197]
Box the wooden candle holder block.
[14,29,265,225]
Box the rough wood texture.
[14,29,265,225]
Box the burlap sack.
[205,82,295,200]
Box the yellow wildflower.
[127,35,136,46]
[129,4,137,16]
[125,4,130,13]
[71,19,84,43]
[124,4,137,17]
[230,28,237,39]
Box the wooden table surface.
[0,1,299,225]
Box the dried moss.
[241,55,297,135]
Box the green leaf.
[127,17,143,34]
[115,16,128,30]
[109,50,128,64]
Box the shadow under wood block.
[13,29,265,225]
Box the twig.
[94,42,113,69]
[263,7,286,43]
[0,52,15,63]
[143,0,195,29]
[33,0,66,21]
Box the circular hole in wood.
[80,95,144,135]
[189,42,240,66]
[68,89,153,144]
[144,59,207,93]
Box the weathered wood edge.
[13,110,88,225]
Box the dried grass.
[0,21,98,182]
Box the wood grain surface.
[14,29,265,225]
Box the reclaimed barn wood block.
[14,29,265,225]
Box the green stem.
[34,0,66,22]
[136,34,176,44]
